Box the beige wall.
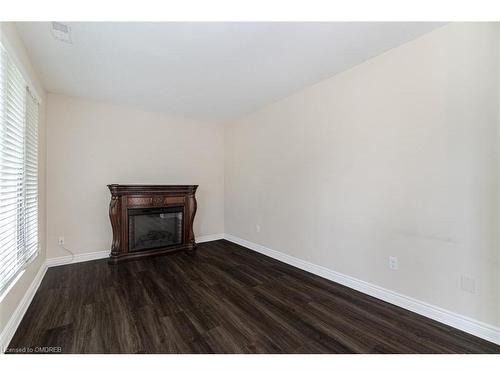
[224,23,500,326]
[46,94,224,259]
[0,23,47,335]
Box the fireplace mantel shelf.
[108,184,198,195]
[108,184,198,264]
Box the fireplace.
[108,184,197,264]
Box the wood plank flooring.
[6,240,500,353]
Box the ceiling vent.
[51,22,72,44]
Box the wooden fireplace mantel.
[108,184,198,264]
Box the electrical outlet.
[58,236,65,245]
[389,256,398,270]
[256,224,261,233]
[460,275,476,294]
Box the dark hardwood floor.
[6,240,500,354]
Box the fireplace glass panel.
[128,207,183,252]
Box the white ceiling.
[16,22,444,123]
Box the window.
[0,42,39,297]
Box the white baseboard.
[197,233,225,243]
[0,261,47,353]
[223,233,500,346]
[45,234,225,268]
[46,250,109,268]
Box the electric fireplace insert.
[128,206,183,252]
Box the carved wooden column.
[185,190,197,249]
[108,192,121,258]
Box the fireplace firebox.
[128,207,183,252]
[108,184,197,264]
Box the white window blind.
[0,42,39,297]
